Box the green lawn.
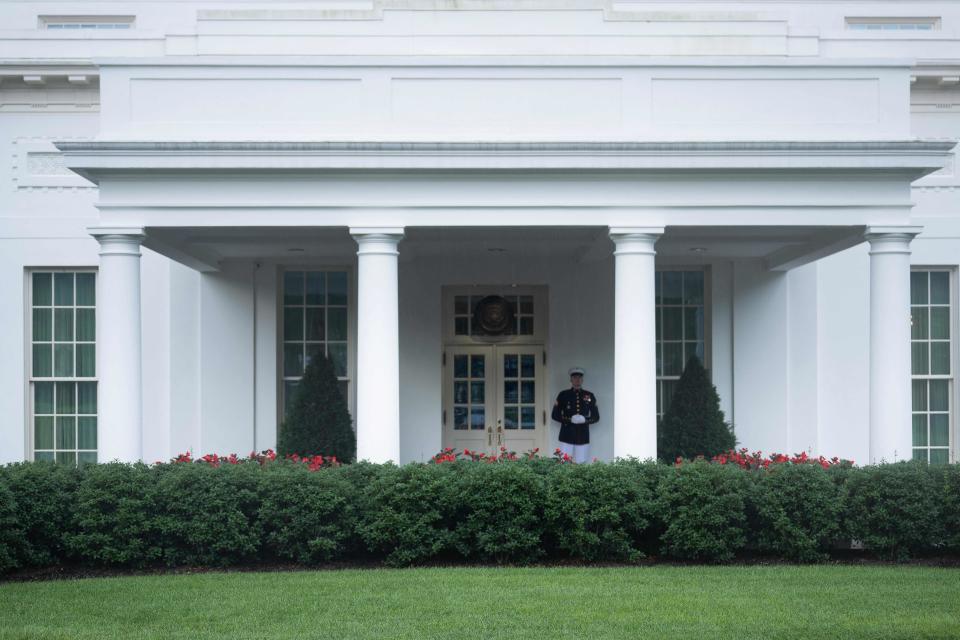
[1,566,958,639]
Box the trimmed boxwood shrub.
[258,463,359,564]
[0,455,957,573]
[0,462,79,570]
[749,463,844,562]
[657,461,751,562]
[544,460,656,562]
[843,461,944,560]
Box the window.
[29,271,97,465]
[281,270,349,416]
[453,295,535,337]
[656,270,706,419]
[39,15,134,29]
[911,269,953,464]
[845,17,940,31]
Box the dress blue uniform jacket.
[552,387,600,445]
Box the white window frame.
[910,267,956,464]
[656,267,712,420]
[277,266,355,426]
[25,268,98,464]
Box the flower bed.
[0,453,957,574]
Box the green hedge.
[0,458,957,573]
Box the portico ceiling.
[144,225,866,273]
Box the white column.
[866,226,921,464]
[351,227,404,463]
[90,227,145,462]
[609,227,664,460]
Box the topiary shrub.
[942,464,960,554]
[278,354,356,461]
[658,356,735,462]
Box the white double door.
[442,344,546,456]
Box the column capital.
[864,225,922,252]
[350,227,404,256]
[89,227,145,257]
[609,227,664,256]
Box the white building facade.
[1,1,959,466]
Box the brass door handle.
[487,426,493,446]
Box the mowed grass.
[1,566,959,639]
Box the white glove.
[571,414,586,425]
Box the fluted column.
[90,227,145,462]
[609,227,664,460]
[866,226,921,464]
[351,227,404,463]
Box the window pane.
[504,406,518,429]
[911,342,929,375]
[35,382,54,414]
[911,272,928,304]
[911,307,929,340]
[454,317,469,335]
[929,379,949,412]
[78,416,97,449]
[327,308,347,341]
[454,381,468,404]
[54,273,74,306]
[454,296,468,314]
[930,414,949,447]
[76,308,95,341]
[54,308,73,341]
[912,414,928,446]
[54,344,74,377]
[519,317,534,335]
[34,451,54,462]
[685,307,704,341]
[283,344,304,377]
[77,382,97,414]
[912,380,928,411]
[328,272,348,305]
[283,307,303,341]
[521,354,535,378]
[931,342,951,375]
[75,273,95,306]
[454,355,467,378]
[503,381,518,403]
[661,379,678,415]
[520,296,534,314]
[930,449,950,465]
[34,416,54,449]
[662,272,682,305]
[454,406,468,430]
[305,272,325,305]
[283,380,299,417]
[471,355,485,378]
[470,407,485,430]
[930,272,950,305]
[328,343,347,377]
[521,381,535,403]
[76,344,96,377]
[931,307,950,340]
[32,344,52,377]
[56,417,76,449]
[470,381,484,403]
[283,272,304,305]
[33,308,52,342]
[77,452,97,467]
[913,448,927,462]
[662,342,683,376]
[662,308,683,341]
[305,308,325,341]
[55,452,76,465]
[683,271,704,305]
[521,406,535,429]
[685,342,704,365]
[56,382,76,414]
[32,273,52,306]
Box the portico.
[60,137,951,465]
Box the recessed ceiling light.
[288,248,305,253]
[689,247,708,253]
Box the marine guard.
[551,366,600,463]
